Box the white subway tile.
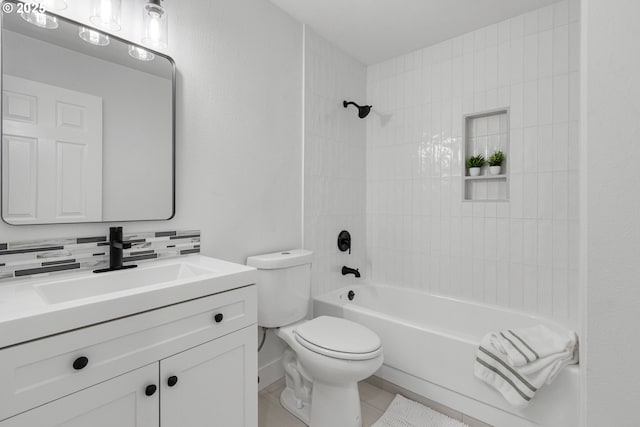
[538,78,553,126]
[523,264,538,312]
[553,1,569,27]
[538,172,553,219]
[552,123,569,171]
[523,126,538,173]
[510,15,525,40]
[524,10,539,36]
[537,124,553,172]
[523,174,538,219]
[523,34,539,82]
[553,26,569,76]
[552,74,569,123]
[361,4,579,324]
[510,38,524,85]
[538,5,554,32]
[523,81,539,127]
[538,30,553,79]
[498,20,510,44]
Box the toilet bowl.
[278,316,383,427]
[246,250,383,427]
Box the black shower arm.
[343,101,362,109]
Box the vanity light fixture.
[142,0,168,49]
[79,27,110,46]
[128,45,155,61]
[89,0,121,32]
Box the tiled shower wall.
[304,28,367,297]
[366,0,581,326]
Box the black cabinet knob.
[72,356,89,370]
[167,376,178,387]
[214,313,224,323]
[145,384,157,396]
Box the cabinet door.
[0,364,159,427]
[161,326,257,427]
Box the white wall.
[366,0,581,327]
[3,30,173,221]
[583,0,640,424]
[303,27,367,297]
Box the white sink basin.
[34,262,215,304]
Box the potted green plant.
[488,150,505,175]
[466,154,485,177]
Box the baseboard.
[258,356,284,391]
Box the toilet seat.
[294,316,382,361]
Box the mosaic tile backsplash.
[0,230,201,281]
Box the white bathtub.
[314,284,579,427]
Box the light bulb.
[89,0,121,32]
[128,45,155,61]
[20,10,58,29]
[79,27,110,46]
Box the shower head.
[343,100,372,119]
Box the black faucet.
[94,227,138,273]
[342,266,361,278]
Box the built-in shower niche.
[462,108,510,202]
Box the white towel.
[473,326,578,408]
[488,325,577,367]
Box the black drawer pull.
[72,356,89,370]
[145,384,157,396]
[167,376,178,387]
[214,313,224,323]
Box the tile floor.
[258,378,493,427]
[258,380,387,427]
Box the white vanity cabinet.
[0,284,257,427]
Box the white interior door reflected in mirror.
[2,75,103,224]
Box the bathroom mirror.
[0,2,175,225]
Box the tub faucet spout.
[342,266,361,278]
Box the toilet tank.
[246,249,313,328]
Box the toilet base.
[280,387,311,425]
[309,381,362,427]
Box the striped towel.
[474,326,578,408]
[489,325,577,367]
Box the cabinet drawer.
[0,285,256,421]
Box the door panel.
[0,364,159,427]
[2,75,103,223]
[160,326,257,427]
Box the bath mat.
[372,394,470,427]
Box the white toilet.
[247,250,383,427]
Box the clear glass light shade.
[142,1,168,49]
[79,27,110,46]
[20,10,58,29]
[89,0,121,31]
[128,45,155,61]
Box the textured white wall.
[583,0,640,424]
[366,0,581,327]
[303,28,367,298]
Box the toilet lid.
[294,316,382,361]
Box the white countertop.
[0,255,257,349]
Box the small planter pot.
[469,167,481,177]
[489,165,502,175]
